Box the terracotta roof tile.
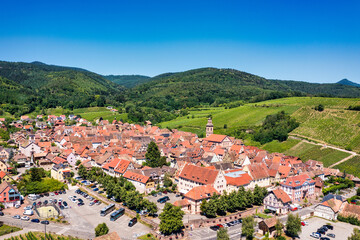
[184,185,218,201]
[179,164,219,185]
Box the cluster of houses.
[1,115,360,225]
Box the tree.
[253,185,267,205]
[95,223,109,237]
[315,104,324,112]
[200,199,208,214]
[275,219,283,237]
[349,228,360,240]
[30,168,45,182]
[159,203,185,235]
[145,141,167,167]
[145,200,158,215]
[163,173,173,187]
[204,199,217,218]
[286,213,301,238]
[217,227,230,240]
[78,164,87,179]
[242,216,255,240]
[216,195,228,216]
[76,160,82,166]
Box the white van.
[28,194,38,201]
[23,210,34,216]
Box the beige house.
[264,189,292,215]
[51,164,71,182]
[123,171,155,194]
[178,164,226,195]
[314,198,344,220]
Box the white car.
[50,192,55,196]
[310,232,320,239]
[303,221,309,225]
[15,204,21,209]
[21,216,30,221]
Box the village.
[1,115,360,240]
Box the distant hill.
[0,61,125,116]
[337,79,360,88]
[104,75,151,88]
[128,68,360,111]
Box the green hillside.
[104,75,151,88]
[159,97,360,152]
[0,61,125,117]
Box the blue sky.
[0,0,359,83]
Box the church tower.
[206,117,213,137]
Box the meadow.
[284,141,351,167]
[159,97,360,152]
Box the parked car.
[31,219,40,223]
[157,196,170,203]
[21,216,30,221]
[50,192,55,196]
[15,204,21,209]
[13,215,20,219]
[310,232,320,239]
[301,221,306,226]
[93,188,99,191]
[128,217,137,227]
[326,233,335,238]
[89,201,95,206]
[98,191,104,194]
[41,220,50,225]
[77,202,84,206]
[0,211,4,216]
[290,207,298,211]
[325,225,334,230]
[210,225,220,231]
[320,237,330,240]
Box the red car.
[94,199,99,203]
[217,224,224,228]
[54,192,58,195]
[290,207,298,211]
[301,221,305,226]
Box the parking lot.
[146,192,180,211]
[3,185,151,240]
[189,222,244,240]
[299,217,357,239]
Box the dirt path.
[288,135,357,168]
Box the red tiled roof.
[123,171,149,184]
[173,199,190,207]
[0,171,6,179]
[184,184,218,201]
[272,189,291,204]
[179,164,219,185]
[282,173,315,187]
[225,172,252,186]
[246,163,269,180]
[204,134,228,143]
[102,158,131,175]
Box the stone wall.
[184,206,264,229]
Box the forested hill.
[337,79,360,88]
[0,61,125,116]
[128,68,360,110]
[103,74,151,88]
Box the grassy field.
[262,139,301,153]
[0,225,21,237]
[334,156,360,178]
[284,141,351,167]
[159,97,360,152]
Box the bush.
[264,209,271,214]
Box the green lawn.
[0,225,22,236]
[334,156,360,178]
[285,141,351,167]
[138,234,157,240]
[262,139,301,153]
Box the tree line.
[200,185,267,218]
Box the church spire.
[206,117,213,137]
